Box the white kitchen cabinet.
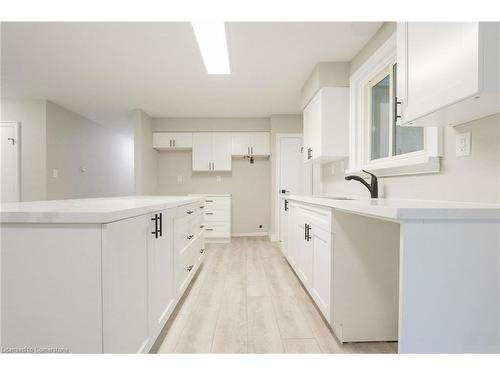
[302,87,349,163]
[153,132,193,149]
[102,215,151,353]
[173,201,206,295]
[279,198,290,256]
[0,198,206,353]
[148,209,175,340]
[231,132,270,156]
[396,22,500,127]
[309,225,332,320]
[192,132,232,171]
[193,194,231,243]
[294,208,313,289]
[283,200,334,325]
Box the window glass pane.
[370,74,390,160]
[392,64,424,155]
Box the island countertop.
[0,196,205,224]
[284,195,500,221]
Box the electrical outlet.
[177,175,183,183]
[216,176,221,183]
[52,168,58,178]
[456,132,471,157]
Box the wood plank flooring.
[153,237,398,354]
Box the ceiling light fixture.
[191,22,231,75]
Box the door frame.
[272,133,302,242]
[0,121,21,202]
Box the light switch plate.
[456,132,471,157]
[52,168,58,178]
[216,176,222,183]
[177,175,183,183]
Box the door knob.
[281,189,290,194]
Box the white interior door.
[276,134,303,240]
[1,122,20,202]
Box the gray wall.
[1,100,47,201]
[46,101,135,199]
[153,117,271,235]
[320,22,500,204]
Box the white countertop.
[0,196,205,224]
[284,195,500,221]
[188,194,231,197]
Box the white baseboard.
[232,232,269,238]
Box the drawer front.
[175,217,198,252]
[175,202,202,220]
[204,197,230,209]
[174,238,198,293]
[204,222,230,238]
[204,208,230,222]
[295,203,332,233]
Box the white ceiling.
[1,22,382,125]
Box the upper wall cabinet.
[303,87,349,163]
[153,132,193,149]
[231,132,270,156]
[192,133,232,172]
[397,22,500,127]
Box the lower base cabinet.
[284,201,333,325]
[281,199,399,345]
[0,200,206,353]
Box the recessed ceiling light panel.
[191,22,231,75]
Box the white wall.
[45,101,135,199]
[320,22,500,204]
[153,117,271,235]
[134,109,158,195]
[1,100,47,201]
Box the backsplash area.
[320,113,500,204]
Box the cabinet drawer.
[204,208,229,222]
[174,219,198,251]
[175,202,201,220]
[204,197,230,209]
[204,222,230,238]
[295,203,332,233]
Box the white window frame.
[347,34,443,177]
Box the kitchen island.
[1,196,207,353]
[280,195,500,353]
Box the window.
[348,34,441,177]
[366,62,424,162]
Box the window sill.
[345,155,441,177]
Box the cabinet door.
[148,209,175,338]
[310,226,332,322]
[192,133,212,171]
[399,22,480,124]
[303,92,321,162]
[294,212,313,288]
[212,133,232,171]
[250,132,270,155]
[102,214,150,353]
[153,132,174,149]
[231,132,251,155]
[171,133,193,148]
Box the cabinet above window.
[396,22,500,127]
